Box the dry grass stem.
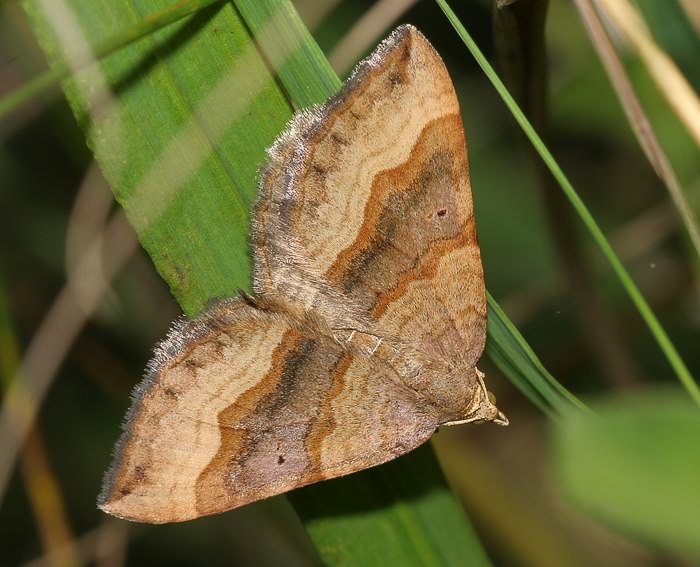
[595,0,700,149]
[574,0,700,261]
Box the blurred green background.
[1,0,699,565]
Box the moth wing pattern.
[98,24,504,525]
[253,24,487,365]
[98,299,437,523]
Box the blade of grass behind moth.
[0,0,223,119]
[495,0,646,392]
[486,293,590,417]
[22,0,292,315]
[232,0,341,107]
[436,0,700,407]
[235,1,491,565]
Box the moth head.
[442,367,508,427]
[470,367,508,425]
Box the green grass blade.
[22,0,492,562]
[24,0,296,316]
[436,0,700,406]
[0,0,223,119]
[486,293,589,416]
[232,1,341,107]
[289,444,491,566]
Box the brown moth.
[98,24,507,524]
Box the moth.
[99,24,507,524]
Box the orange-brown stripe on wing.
[251,25,485,361]
[286,28,460,275]
[98,301,296,523]
[251,26,461,303]
[307,353,438,476]
[191,327,439,515]
[325,112,486,362]
[303,353,354,477]
[204,345,440,500]
[193,327,305,515]
[193,328,346,516]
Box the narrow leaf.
[486,293,589,416]
[0,0,224,118]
